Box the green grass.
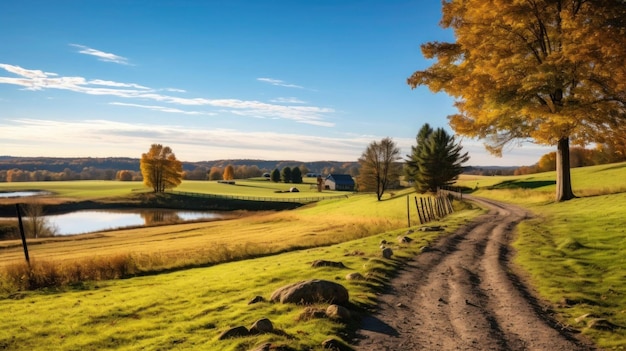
[0,178,345,200]
[0,193,478,351]
[456,161,626,204]
[513,193,626,348]
[456,161,626,348]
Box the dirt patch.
[355,195,596,350]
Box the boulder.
[218,325,249,340]
[270,279,349,305]
[326,304,351,321]
[249,318,273,334]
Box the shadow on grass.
[488,180,556,190]
[592,163,626,172]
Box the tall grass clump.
[1,254,139,292]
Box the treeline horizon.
[0,156,362,182]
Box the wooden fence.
[407,188,462,226]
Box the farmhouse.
[324,174,355,191]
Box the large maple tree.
[409,0,626,201]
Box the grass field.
[0,178,344,201]
[2,162,625,349]
[459,161,626,348]
[0,182,477,350]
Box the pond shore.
[0,192,303,217]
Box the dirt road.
[355,195,595,351]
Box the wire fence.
[169,190,349,203]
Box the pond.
[45,209,224,236]
[0,191,50,198]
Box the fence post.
[427,197,435,220]
[406,195,411,227]
[415,196,424,224]
[16,204,30,266]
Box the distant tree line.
[514,144,626,176]
[0,168,143,182]
[0,157,360,182]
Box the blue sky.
[1,0,550,166]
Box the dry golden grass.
[0,192,421,292]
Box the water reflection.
[0,191,50,198]
[46,209,222,236]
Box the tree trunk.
[555,137,576,202]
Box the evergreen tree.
[406,125,469,193]
[281,167,292,183]
[291,166,303,184]
[270,168,281,183]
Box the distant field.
[0,177,343,200]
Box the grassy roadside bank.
[457,162,626,348]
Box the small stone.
[249,318,273,334]
[218,326,249,340]
[248,295,265,305]
[345,272,365,281]
[326,304,351,320]
[321,338,351,351]
[398,236,412,244]
[382,247,393,259]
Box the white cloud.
[0,63,335,126]
[257,77,304,89]
[163,87,186,93]
[70,44,130,65]
[109,102,216,116]
[270,97,307,104]
[0,119,359,161]
[0,118,546,165]
[89,79,150,89]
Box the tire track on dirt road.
[355,195,595,351]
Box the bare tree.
[23,202,57,238]
[357,137,402,201]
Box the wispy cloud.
[163,87,186,93]
[89,79,150,89]
[257,77,304,89]
[0,119,363,161]
[109,102,216,116]
[270,97,307,104]
[0,118,542,165]
[0,63,335,126]
[69,44,130,65]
